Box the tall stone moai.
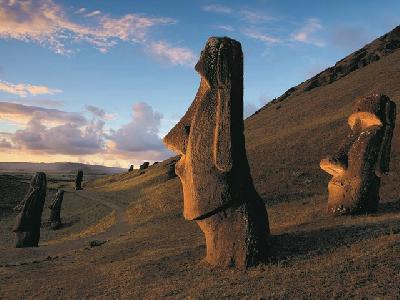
[13,172,47,247]
[48,189,65,230]
[320,94,396,215]
[163,37,270,269]
[75,170,83,190]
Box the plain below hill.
[0,162,125,174]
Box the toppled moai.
[48,189,65,230]
[75,170,83,190]
[13,172,47,247]
[320,94,396,215]
[139,162,150,170]
[163,37,270,269]
[128,165,134,172]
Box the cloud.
[0,0,179,56]
[11,98,65,108]
[0,102,86,125]
[0,138,12,148]
[109,102,170,156]
[240,10,276,24]
[243,29,281,44]
[202,4,232,14]
[12,117,105,155]
[76,7,86,14]
[0,80,61,97]
[291,18,324,47]
[85,105,115,120]
[149,41,196,66]
[331,26,370,51]
[85,10,101,17]
[215,25,234,32]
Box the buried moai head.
[75,170,83,190]
[163,37,269,268]
[128,165,134,172]
[320,94,396,215]
[13,172,47,247]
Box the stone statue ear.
[213,43,233,172]
[376,100,396,175]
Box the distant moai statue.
[163,37,270,269]
[320,94,396,215]
[128,165,134,172]
[75,170,83,190]
[139,162,150,170]
[166,163,177,180]
[48,189,65,230]
[13,172,47,247]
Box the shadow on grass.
[268,214,400,264]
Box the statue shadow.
[268,215,399,264]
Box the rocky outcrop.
[259,26,400,113]
[48,189,65,230]
[163,37,270,269]
[75,170,83,190]
[13,172,47,247]
[320,94,396,215]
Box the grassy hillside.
[0,28,400,298]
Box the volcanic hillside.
[0,26,400,298]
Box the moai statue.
[128,165,134,172]
[48,189,65,230]
[139,162,150,170]
[75,170,83,190]
[13,172,47,247]
[320,94,396,215]
[166,163,177,180]
[163,37,270,269]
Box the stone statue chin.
[320,94,396,215]
[163,37,269,269]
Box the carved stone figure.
[166,163,177,180]
[128,165,134,172]
[139,162,150,170]
[320,94,396,215]
[163,37,270,269]
[13,172,47,247]
[48,189,65,230]
[75,170,83,190]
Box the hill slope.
[0,26,400,298]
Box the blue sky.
[0,0,399,167]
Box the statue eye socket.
[184,125,190,135]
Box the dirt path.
[0,189,132,266]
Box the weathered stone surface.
[75,170,83,190]
[48,189,65,230]
[163,37,270,269]
[320,94,396,215]
[128,165,134,172]
[139,162,149,170]
[13,172,47,247]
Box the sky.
[0,0,399,168]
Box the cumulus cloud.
[202,4,232,14]
[0,138,12,148]
[243,29,281,44]
[291,18,324,47]
[0,102,86,125]
[85,105,115,120]
[149,41,196,66]
[0,80,61,97]
[0,0,195,65]
[12,117,105,155]
[109,102,166,153]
